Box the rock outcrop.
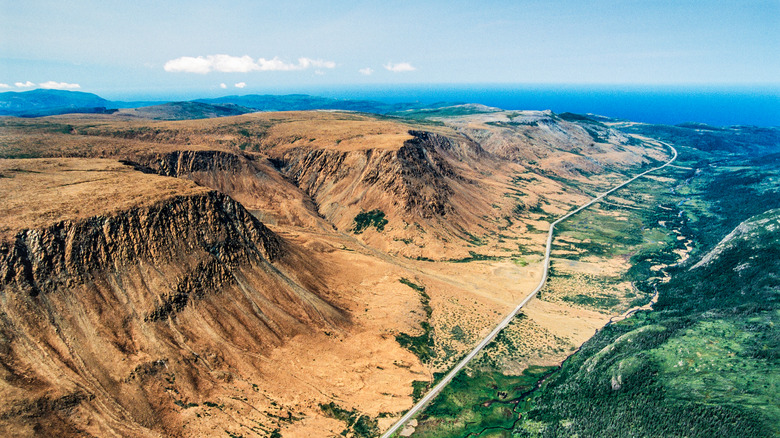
[0,189,344,437]
[1,191,281,299]
[125,149,329,229]
[271,131,472,224]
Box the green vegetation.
[197,93,460,115]
[399,277,425,293]
[447,251,502,263]
[508,127,780,437]
[561,293,620,309]
[508,210,780,437]
[319,402,379,438]
[389,105,498,120]
[410,366,555,438]
[413,125,780,437]
[511,257,528,266]
[174,400,198,409]
[396,278,435,362]
[461,230,487,246]
[352,209,388,234]
[411,380,430,403]
[540,170,684,314]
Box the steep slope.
[0,109,672,260]
[253,111,670,258]
[123,149,330,230]
[0,159,346,437]
[265,129,501,256]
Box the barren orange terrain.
[0,109,671,437]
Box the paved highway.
[381,142,677,438]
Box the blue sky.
[1,0,778,99]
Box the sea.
[115,83,780,128]
[306,84,780,128]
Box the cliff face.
[0,190,344,437]
[272,131,467,224]
[127,149,329,229]
[1,191,281,300]
[139,149,246,177]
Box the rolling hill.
[0,89,464,119]
[0,89,112,117]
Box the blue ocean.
[306,84,780,128]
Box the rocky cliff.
[274,131,464,221]
[0,188,344,437]
[1,191,281,300]
[125,149,329,230]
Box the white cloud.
[255,57,335,71]
[234,82,246,88]
[297,58,336,69]
[0,83,10,88]
[39,81,81,90]
[15,81,35,87]
[384,62,416,73]
[164,54,336,73]
[255,57,296,71]
[358,67,374,76]
[220,83,227,89]
[164,56,212,74]
[210,54,259,73]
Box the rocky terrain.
[0,108,671,436]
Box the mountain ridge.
[0,89,465,118]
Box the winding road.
[381,142,677,438]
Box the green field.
[406,124,780,438]
[410,365,555,438]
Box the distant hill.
[0,89,463,118]
[0,89,113,117]
[387,103,502,119]
[117,101,255,120]
[195,94,459,114]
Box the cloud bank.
[164,54,336,73]
[384,62,416,72]
[358,67,374,75]
[234,82,246,88]
[9,81,80,90]
[39,81,81,90]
